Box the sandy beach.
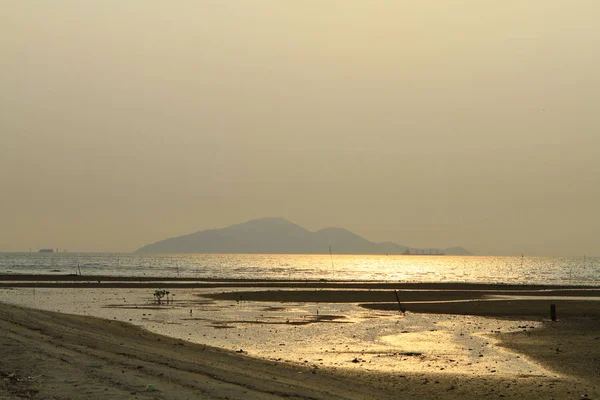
[1,275,599,399]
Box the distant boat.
[402,248,445,256]
[39,248,54,253]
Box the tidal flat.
[1,277,599,399]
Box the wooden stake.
[394,290,406,314]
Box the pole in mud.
[394,290,405,314]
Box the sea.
[0,253,599,286]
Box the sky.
[1,1,599,256]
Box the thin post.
[329,246,334,276]
[521,253,524,267]
[394,290,405,314]
[550,304,557,321]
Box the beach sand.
[1,276,599,399]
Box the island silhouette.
[135,217,472,255]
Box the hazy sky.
[2,1,599,255]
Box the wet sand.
[1,302,402,399]
[1,276,599,399]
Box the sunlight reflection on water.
[1,253,599,285]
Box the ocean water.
[0,253,598,285]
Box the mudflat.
[1,276,599,399]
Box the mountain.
[135,217,472,255]
[442,246,472,256]
[313,227,381,254]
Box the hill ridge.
[135,217,472,255]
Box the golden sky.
[1,1,599,255]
